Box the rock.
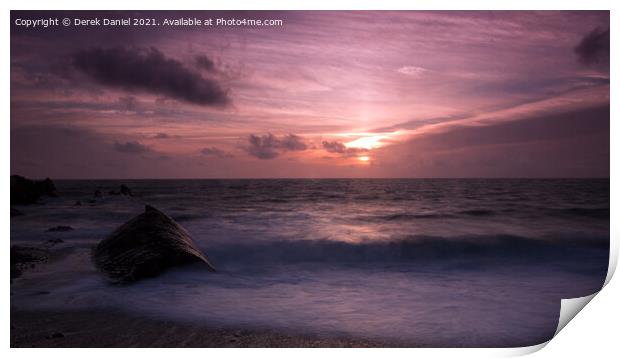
[94,190,103,198]
[46,226,74,232]
[11,208,24,217]
[74,201,82,206]
[10,175,57,205]
[46,238,64,245]
[120,184,133,196]
[11,246,49,279]
[109,185,133,196]
[45,332,64,339]
[92,205,215,283]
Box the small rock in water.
[46,238,64,245]
[74,200,82,206]
[11,246,49,279]
[93,190,103,198]
[120,184,133,196]
[46,226,73,232]
[45,332,64,339]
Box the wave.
[206,234,609,267]
[553,207,609,219]
[459,209,495,217]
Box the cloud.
[575,27,610,67]
[10,125,181,179]
[245,133,308,159]
[200,146,234,158]
[322,140,347,153]
[397,66,427,77]
[195,55,216,72]
[73,47,230,106]
[114,140,151,154]
[322,140,367,157]
[153,133,169,139]
[378,105,609,177]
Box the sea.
[10,179,610,347]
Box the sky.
[10,11,610,179]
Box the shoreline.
[10,308,392,348]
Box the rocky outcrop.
[92,205,215,283]
[10,175,57,205]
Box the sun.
[358,156,370,162]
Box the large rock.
[92,205,215,283]
[10,175,57,205]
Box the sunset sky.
[11,11,609,178]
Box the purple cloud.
[114,140,151,154]
[200,146,234,158]
[73,47,230,106]
[575,27,610,67]
[322,140,367,157]
[246,133,308,159]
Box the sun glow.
[358,156,370,162]
[344,135,386,150]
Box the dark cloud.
[200,146,234,158]
[114,140,151,154]
[322,140,367,157]
[322,140,347,153]
[380,105,609,177]
[575,27,610,67]
[10,125,177,179]
[73,47,230,106]
[195,55,216,72]
[245,133,308,159]
[409,105,609,150]
[153,133,169,139]
[279,134,308,151]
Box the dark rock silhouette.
[92,205,215,283]
[46,226,74,232]
[10,175,57,205]
[109,184,134,196]
[94,190,103,198]
[120,184,133,196]
[46,238,64,245]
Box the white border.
[4,1,617,357]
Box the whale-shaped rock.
[93,205,215,283]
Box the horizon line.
[11,175,611,181]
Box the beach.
[11,308,385,348]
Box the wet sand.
[10,308,389,348]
